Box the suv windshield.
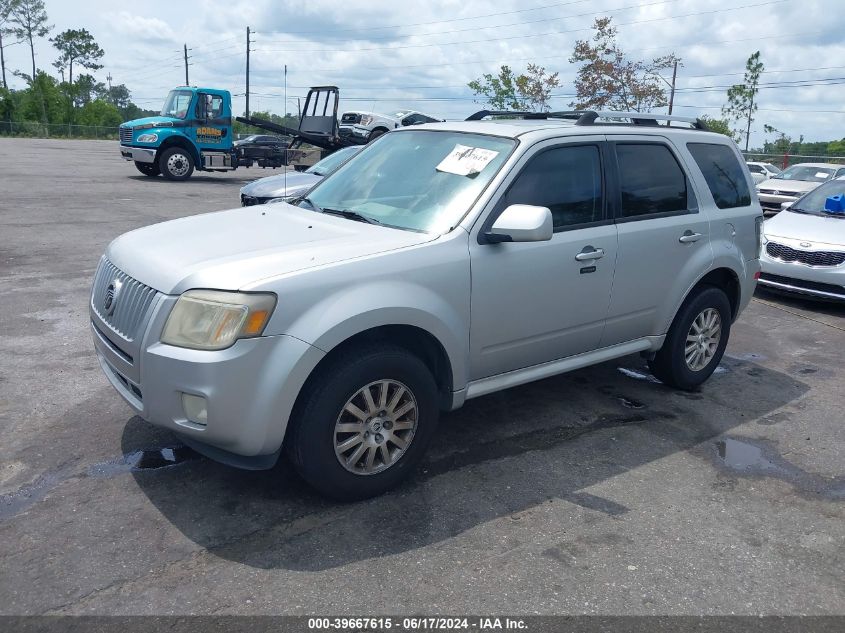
[300,130,515,232]
[789,180,845,217]
[161,90,193,119]
[774,165,835,183]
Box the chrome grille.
[766,242,845,267]
[91,258,159,341]
[119,126,133,144]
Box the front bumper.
[757,191,801,214]
[120,145,156,163]
[91,296,326,461]
[339,124,370,139]
[760,239,845,301]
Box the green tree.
[105,83,130,108]
[72,72,105,105]
[723,51,764,151]
[827,139,845,156]
[0,0,20,90]
[76,98,121,127]
[468,64,561,112]
[700,115,737,140]
[50,28,103,86]
[569,17,680,112]
[7,0,50,85]
[16,70,69,123]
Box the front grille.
[119,127,133,144]
[341,113,361,124]
[91,258,159,341]
[766,242,845,267]
[759,189,798,197]
[759,273,845,297]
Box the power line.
[257,0,786,53]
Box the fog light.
[181,393,208,426]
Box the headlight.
[360,115,373,126]
[137,133,158,143]
[161,290,276,351]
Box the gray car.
[90,111,761,499]
[239,145,362,206]
[759,177,845,301]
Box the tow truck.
[118,85,358,180]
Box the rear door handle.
[679,231,703,243]
[575,246,605,261]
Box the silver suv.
[91,111,762,499]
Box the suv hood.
[106,205,434,294]
[240,171,322,198]
[757,178,821,194]
[764,209,845,246]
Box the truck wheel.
[648,286,731,391]
[159,147,194,181]
[293,165,308,172]
[134,161,160,177]
[286,343,439,500]
[368,128,387,142]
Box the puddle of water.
[617,367,662,384]
[618,396,645,410]
[715,438,785,474]
[88,446,200,478]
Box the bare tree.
[0,0,20,90]
[8,0,50,83]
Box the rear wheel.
[286,344,439,500]
[134,161,160,177]
[648,286,731,390]
[159,147,194,180]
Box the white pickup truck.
[339,109,443,143]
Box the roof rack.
[465,109,709,130]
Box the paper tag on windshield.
[436,144,499,176]
[816,172,830,179]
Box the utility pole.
[106,72,113,91]
[183,44,190,85]
[668,60,678,115]
[245,26,251,118]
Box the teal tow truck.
[119,85,358,180]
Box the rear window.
[616,143,688,217]
[688,143,751,209]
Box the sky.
[3,0,844,147]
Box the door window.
[500,145,604,229]
[688,143,752,209]
[615,143,688,218]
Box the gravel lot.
[1,138,844,616]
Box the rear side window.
[616,144,688,217]
[688,143,752,209]
[502,144,603,229]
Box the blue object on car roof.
[824,194,845,213]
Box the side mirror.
[485,204,553,243]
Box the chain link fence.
[0,121,119,139]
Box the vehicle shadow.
[126,173,280,187]
[754,286,845,319]
[124,353,807,571]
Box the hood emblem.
[799,242,812,249]
[104,279,123,316]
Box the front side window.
[616,143,688,218]
[688,143,751,209]
[301,130,516,233]
[500,145,603,229]
[161,90,193,119]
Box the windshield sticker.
[436,144,500,176]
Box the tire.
[159,147,194,180]
[648,286,732,391]
[367,128,387,143]
[134,161,160,177]
[293,165,308,172]
[286,343,439,500]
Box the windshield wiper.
[322,208,383,225]
[788,207,812,214]
[296,196,323,213]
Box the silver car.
[746,161,781,185]
[757,162,845,214]
[90,111,761,499]
[759,177,845,301]
[239,146,362,206]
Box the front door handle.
[679,230,703,243]
[575,246,605,261]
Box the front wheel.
[649,286,731,391]
[135,161,160,177]
[159,147,194,180]
[286,344,439,500]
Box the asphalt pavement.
[0,138,843,616]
